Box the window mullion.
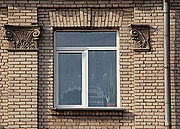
[82,50,88,107]
[82,50,87,107]
[54,51,58,108]
[117,31,120,108]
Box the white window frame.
[54,30,120,109]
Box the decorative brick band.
[49,108,123,116]
[3,25,41,50]
[49,8,123,27]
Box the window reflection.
[58,53,82,105]
[56,31,116,47]
[88,51,117,107]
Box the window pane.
[88,51,117,107]
[56,31,116,47]
[58,53,82,105]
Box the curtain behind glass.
[58,53,82,105]
[88,51,117,107]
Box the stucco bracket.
[129,24,150,52]
[3,24,41,51]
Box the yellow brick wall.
[0,7,8,128]
[8,52,38,128]
[170,3,180,129]
[134,1,165,128]
[0,0,180,129]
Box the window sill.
[49,107,124,111]
[49,107,124,116]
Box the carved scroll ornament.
[129,24,150,51]
[4,25,41,50]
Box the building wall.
[0,0,179,129]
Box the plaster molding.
[4,25,41,50]
[129,24,150,51]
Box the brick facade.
[0,0,179,129]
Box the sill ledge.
[49,107,124,111]
[49,107,124,116]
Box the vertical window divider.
[82,50,86,107]
[83,49,89,107]
[54,51,58,108]
[117,30,120,108]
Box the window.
[54,30,119,109]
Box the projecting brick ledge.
[49,108,124,116]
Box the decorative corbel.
[129,24,150,52]
[3,25,41,50]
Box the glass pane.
[58,53,82,105]
[88,51,117,107]
[56,31,116,47]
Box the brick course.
[8,52,38,129]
